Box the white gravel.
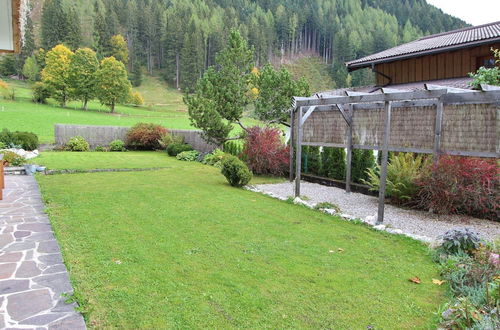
[252,181,500,243]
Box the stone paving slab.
[0,176,86,329]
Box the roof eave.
[345,36,500,72]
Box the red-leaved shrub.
[415,156,499,220]
[126,123,168,150]
[242,126,289,176]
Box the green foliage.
[438,229,482,256]
[202,149,227,168]
[131,63,143,87]
[69,48,99,110]
[94,146,106,152]
[302,146,321,176]
[0,129,39,151]
[166,143,193,157]
[253,63,310,124]
[32,82,51,104]
[129,91,144,106]
[313,202,341,213]
[0,150,26,166]
[176,150,200,161]
[321,147,345,180]
[185,29,254,145]
[22,56,40,82]
[221,155,252,187]
[223,141,243,157]
[364,153,430,204]
[65,136,90,152]
[0,54,17,76]
[41,0,81,50]
[108,140,126,152]
[95,57,132,112]
[352,149,375,184]
[159,134,184,149]
[41,44,74,107]
[109,35,129,65]
[469,67,500,89]
[0,141,5,149]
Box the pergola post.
[345,104,353,193]
[289,107,295,182]
[294,107,303,197]
[376,101,392,224]
[433,98,444,163]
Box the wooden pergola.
[290,84,500,224]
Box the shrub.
[352,149,375,183]
[364,153,430,205]
[302,146,321,176]
[176,150,200,161]
[32,82,51,104]
[0,129,39,150]
[0,80,15,100]
[166,143,193,156]
[126,123,168,150]
[415,156,499,220]
[469,67,500,89]
[0,150,25,166]
[129,91,144,106]
[203,149,227,168]
[0,141,6,149]
[221,155,252,187]
[94,146,106,152]
[65,136,90,152]
[242,126,289,176]
[158,133,183,149]
[321,147,345,180]
[438,228,482,256]
[109,139,126,152]
[223,140,243,157]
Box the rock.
[373,224,386,231]
[364,215,377,224]
[293,197,313,208]
[323,208,337,215]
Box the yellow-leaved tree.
[95,57,132,113]
[110,35,129,65]
[41,44,74,107]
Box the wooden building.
[346,21,500,86]
[0,0,22,54]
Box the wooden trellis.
[290,85,500,224]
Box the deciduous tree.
[95,57,132,113]
[69,48,99,110]
[41,44,74,107]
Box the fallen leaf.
[337,248,344,252]
[472,312,480,320]
[329,250,335,253]
[432,279,445,285]
[409,277,421,284]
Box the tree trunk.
[83,99,88,110]
[175,52,180,89]
[111,102,115,113]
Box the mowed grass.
[0,77,262,143]
[37,159,445,329]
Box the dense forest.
[8,0,466,90]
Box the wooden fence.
[291,85,500,223]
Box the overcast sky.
[426,0,500,26]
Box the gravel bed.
[253,181,500,243]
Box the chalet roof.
[346,21,500,71]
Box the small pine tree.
[352,149,376,183]
[321,147,345,180]
[302,146,321,175]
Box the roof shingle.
[346,21,500,69]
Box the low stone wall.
[54,124,217,152]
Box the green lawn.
[0,77,262,143]
[36,155,445,329]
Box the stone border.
[43,167,171,175]
[245,185,435,244]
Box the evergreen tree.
[131,62,143,87]
[22,55,40,82]
[41,0,68,50]
[352,149,376,183]
[321,147,346,180]
[110,35,129,65]
[65,7,83,50]
[69,48,99,110]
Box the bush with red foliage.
[242,126,289,176]
[415,156,499,220]
[126,123,168,150]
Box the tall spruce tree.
[41,0,69,50]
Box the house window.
[476,55,496,70]
[0,0,14,51]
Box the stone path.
[0,176,86,329]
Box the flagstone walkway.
[0,175,85,329]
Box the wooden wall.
[375,43,500,85]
